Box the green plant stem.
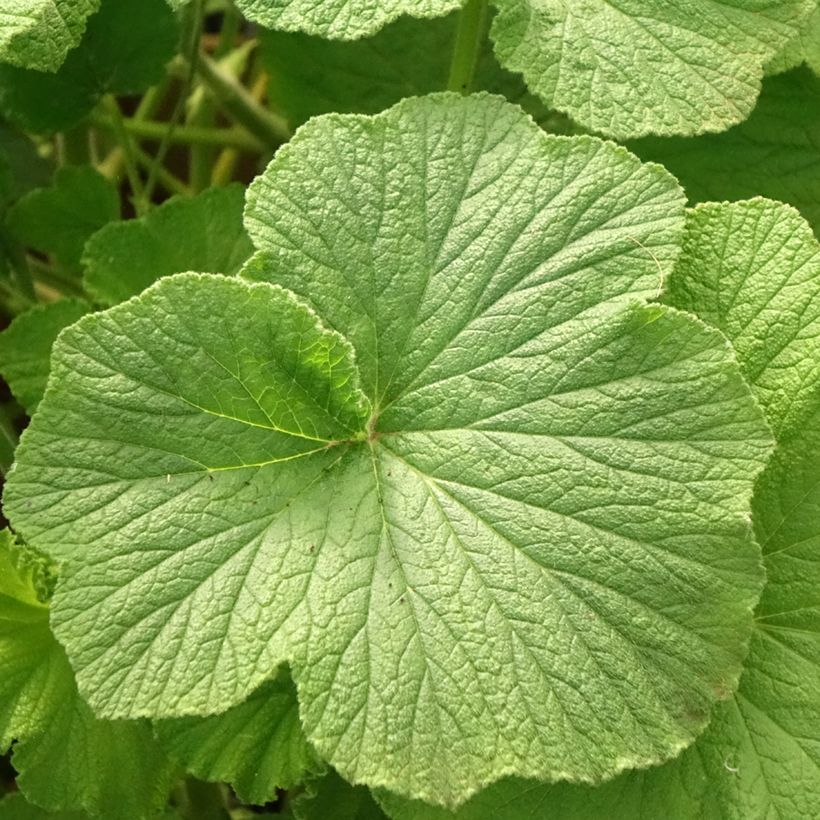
[91,114,265,153]
[59,124,91,165]
[135,146,191,197]
[179,779,230,820]
[143,0,206,204]
[26,257,85,298]
[0,405,18,476]
[103,96,148,214]
[196,51,291,148]
[447,0,488,94]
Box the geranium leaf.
[7,167,119,272]
[234,0,460,40]
[5,95,772,808]
[490,0,814,139]
[0,792,88,820]
[155,672,324,805]
[767,3,820,76]
[0,531,174,819]
[83,185,254,307]
[667,199,820,438]
[0,0,178,134]
[0,0,99,73]
[0,299,90,415]
[632,67,820,238]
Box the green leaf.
[5,95,772,808]
[0,792,87,820]
[631,67,820,239]
[0,299,90,415]
[0,0,178,134]
[7,167,118,272]
[667,199,820,439]
[0,0,99,73]
[0,531,174,819]
[234,0,460,39]
[294,771,388,820]
[259,10,552,131]
[156,671,323,805]
[767,3,820,75]
[490,0,814,139]
[83,185,254,307]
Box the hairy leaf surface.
[668,199,820,438]
[632,67,820,238]
[5,95,772,807]
[83,185,253,306]
[0,0,99,73]
[490,0,814,139]
[767,3,820,75]
[235,0,459,39]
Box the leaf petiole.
[447,0,488,94]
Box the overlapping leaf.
[0,0,99,73]
[489,0,814,139]
[235,0,459,39]
[767,3,820,75]
[5,95,772,807]
[632,67,820,238]
[380,198,820,820]
[0,531,174,819]
[0,299,90,414]
[83,185,253,306]
[0,0,178,133]
[156,672,323,804]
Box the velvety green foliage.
[0,792,88,820]
[668,199,820,439]
[156,672,323,804]
[0,0,99,73]
[0,530,174,820]
[5,96,773,808]
[235,0,459,39]
[7,167,118,271]
[632,67,820,238]
[0,298,90,414]
[83,185,254,306]
[489,0,814,139]
[259,11,551,130]
[767,4,820,75]
[0,0,178,133]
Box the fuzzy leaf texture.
[5,95,773,808]
[0,531,174,819]
[490,0,815,139]
[632,67,820,238]
[767,3,820,75]
[0,0,99,73]
[379,198,820,820]
[235,0,460,39]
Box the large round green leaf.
[5,95,772,808]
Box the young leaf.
[5,96,772,808]
[234,0,460,40]
[667,199,820,439]
[155,672,324,805]
[0,299,90,414]
[0,0,178,134]
[7,167,118,272]
[767,4,820,76]
[259,11,551,130]
[632,67,820,238]
[83,185,254,307]
[0,0,99,73]
[489,0,815,140]
[0,531,174,819]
